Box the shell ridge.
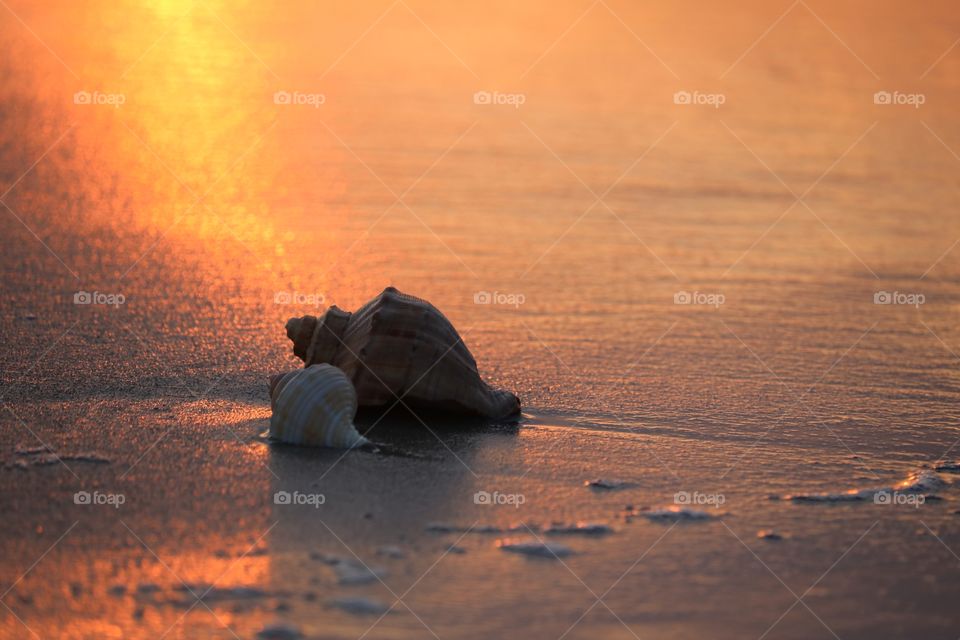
[269,364,367,448]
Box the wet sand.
[3,0,960,638]
[4,400,959,639]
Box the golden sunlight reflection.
[3,0,960,638]
[10,0,364,295]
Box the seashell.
[285,287,520,419]
[268,364,369,448]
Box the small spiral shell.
[269,364,369,448]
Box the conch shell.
[285,287,520,419]
[269,364,369,448]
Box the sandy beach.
[2,1,960,638]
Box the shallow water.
[2,1,960,638]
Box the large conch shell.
[269,364,370,448]
[285,287,520,419]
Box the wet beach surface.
[2,1,960,638]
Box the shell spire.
[285,287,521,419]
